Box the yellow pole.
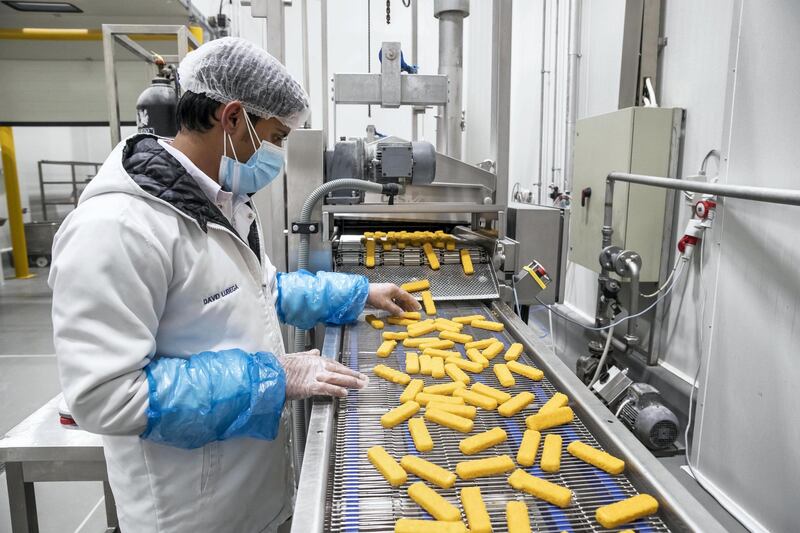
[189,25,204,45]
[0,28,200,42]
[0,126,33,279]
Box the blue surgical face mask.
[219,113,285,195]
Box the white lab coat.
[49,137,294,532]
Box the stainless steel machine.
[268,3,726,525]
[280,129,724,532]
[290,255,725,531]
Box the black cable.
[402,0,411,7]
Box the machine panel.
[506,203,567,304]
[570,107,682,282]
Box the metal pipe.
[265,0,286,64]
[601,170,800,351]
[410,0,419,141]
[0,127,32,279]
[301,0,311,104]
[625,258,641,344]
[537,0,548,202]
[601,177,616,247]
[548,0,560,192]
[563,0,581,194]
[434,0,469,159]
[320,0,329,145]
[175,0,217,38]
[602,329,629,353]
[489,0,513,221]
[605,172,800,236]
[102,26,121,147]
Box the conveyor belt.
[324,301,672,532]
[335,243,500,300]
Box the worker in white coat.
[48,37,419,533]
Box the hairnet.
[178,37,310,130]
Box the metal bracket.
[291,222,320,234]
[380,42,402,108]
[333,73,448,106]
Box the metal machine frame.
[333,42,449,109]
[102,24,200,146]
[36,160,101,222]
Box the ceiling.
[0,0,204,61]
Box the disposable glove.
[367,283,422,316]
[279,350,369,399]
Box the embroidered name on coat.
[203,284,239,305]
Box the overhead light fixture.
[2,1,83,13]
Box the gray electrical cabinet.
[506,203,568,304]
[569,107,683,282]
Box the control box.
[506,203,567,304]
[569,107,683,282]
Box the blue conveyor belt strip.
[342,328,360,532]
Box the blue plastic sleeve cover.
[276,270,369,330]
[141,349,286,449]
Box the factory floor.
[0,270,746,533]
[0,269,108,533]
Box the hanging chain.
[386,0,391,24]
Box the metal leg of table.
[102,481,120,533]
[5,462,39,533]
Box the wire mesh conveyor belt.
[335,243,500,300]
[324,301,672,533]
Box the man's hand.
[279,350,369,399]
[367,283,422,316]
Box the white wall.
[461,0,493,166]
[655,0,735,381]
[563,0,626,322]
[689,2,800,531]
[572,1,800,530]
[0,60,152,124]
[507,0,543,197]
[11,126,136,223]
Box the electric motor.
[618,383,680,450]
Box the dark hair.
[176,91,259,133]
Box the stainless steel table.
[0,395,118,533]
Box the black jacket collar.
[121,134,261,261]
